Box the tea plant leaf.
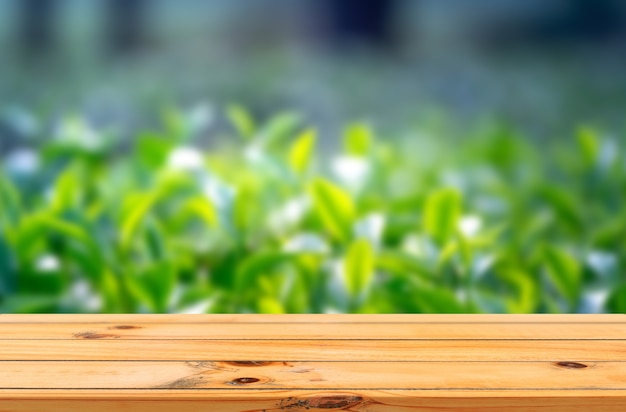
[120,193,158,250]
[543,245,582,307]
[576,126,600,168]
[289,128,316,175]
[497,268,538,314]
[38,215,93,246]
[145,222,167,261]
[258,297,285,314]
[100,270,123,312]
[128,262,176,312]
[538,185,583,233]
[376,250,433,280]
[0,295,60,313]
[227,104,256,140]
[423,188,462,244]
[162,106,187,141]
[343,238,375,296]
[415,285,465,313]
[607,284,626,313]
[51,166,82,212]
[235,252,290,292]
[0,235,16,294]
[309,178,355,242]
[259,111,301,146]
[0,175,22,227]
[182,196,218,228]
[137,133,173,169]
[3,106,626,315]
[344,123,372,156]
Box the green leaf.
[542,246,581,307]
[0,175,22,227]
[100,270,123,312]
[120,193,158,250]
[344,123,372,156]
[145,222,167,261]
[343,238,375,296]
[309,178,355,242]
[423,188,462,244]
[162,106,187,141]
[0,295,60,313]
[607,284,626,313]
[181,196,218,228]
[376,250,433,280]
[50,166,83,212]
[289,128,316,175]
[497,268,538,314]
[137,133,173,169]
[0,234,16,294]
[235,252,291,292]
[257,297,285,314]
[415,285,466,313]
[128,262,177,313]
[38,215,93,246]
[227,104,256,140]
[259,112,301,146]
[437,240,459,266]
[576,126,600,168]
[538,185,583,233]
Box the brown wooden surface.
[1,314,625,411]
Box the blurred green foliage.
[0,107,625,314]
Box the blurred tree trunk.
[19,0,57,53]
[107,0,147,54]
[323,0,397,48]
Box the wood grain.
[3,321,626,339]
[1,360,625,389]
[1,339,625,361]
[0,315,625,411]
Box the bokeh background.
[1,0,625,314]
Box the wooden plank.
[1,314,625,411]
[4,322,626,340]
[2,321,626,339]
[0,339,624,361]
[0,360,624,390]
[2,392,626,412]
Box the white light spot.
[354,213,386,247]
[581,289,609,314]
[459,215,482,237]
[55,116,102,151]
[283,233,329,254]
[402,234,425,257]
[202,176,235,210]
[36,254,60,272]
[587,251,617,277]
[70,280,102,312]
[168,147,205,171]
[269,197,309,232]
[5,149,40,175]
[331,156,370,189]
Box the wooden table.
[1,314,625,411]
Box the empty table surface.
[1,314,625,411]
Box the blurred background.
[0,0,625,314]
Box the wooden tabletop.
[1,314,625,411]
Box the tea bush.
[1,107,625,313]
